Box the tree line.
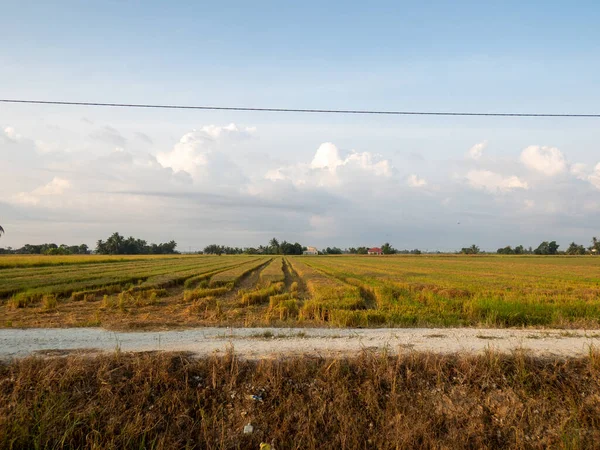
[0,243,90,255]
[0,232,178,255]
[202,239,422,255]
[95,233,177,255]
[203,238,305,255]
[457,237,600,255]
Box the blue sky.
[1,1,600,251]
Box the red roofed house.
[367,247,383,255]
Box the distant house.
[592,249,598,256]
[367,247,383,255]
[303,246,318,255]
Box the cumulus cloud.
[267,142,392,189]
[569,162,600,190]
[589,163,600,189]
[2,126,22,143]
[407,174,427,188]
[520,145,567,176]
[467,141,487,160]
[156,124,252,182]
[5,119,600,251]
[466,170,529,193]
[12,177,71,206]
[570,163,588,180]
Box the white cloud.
[34,177,71,195]
[569,161,600,190]
[156,124,252,181]
[467,141,487,160]
[2,126,22,142]
[268,142,392,189]
[466,170,529,193]
[520,145,567,176]
[407,174,427,188]
[589,163,600,189]
[310,142,343,170]
[570,163,589,180]
[12,177,72,206]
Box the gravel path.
[2,327,600,359]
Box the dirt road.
[2,327,600,359]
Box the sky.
[1,0,600,252]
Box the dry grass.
[209,257,270,287]
[1,350,599,449]
[293,255,600,327]
[259,257,285,286]
[3,254,600,330]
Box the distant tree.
[0,225,4,238]
[497,246,514,255]
[411,249,422,255]
[203,244,223,255]
[45,247,71,255]
[591,237,600,253]
[534,242,549,255]
[324,247,342,255]
[514,245,525,255]
[461,245,480,255]
[269,238,280,255]
[566,242,587,255]
[356,247,368,255]
[381,242,396,255]
[534,241,559,255]
[95,232,177,254]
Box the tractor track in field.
[2,327,600,360]
[282,258,308,301]
[217,259,274,307]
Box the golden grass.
[209,257,270,287]
[0,253,188,269]
[293,255,600,327]
[2,350,599,449]
[259,257,285,286]
[3,254,600,329]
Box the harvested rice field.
[1,254,600,329]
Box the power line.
[1,98,599,118]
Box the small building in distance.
[367,247,383,255]
[303,246,319,255]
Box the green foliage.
[0,243,90,255]
[96,233,177,255]
[203,239,304,255]
[566,242,587,255]
[534,241,560,255]
[461,245,480,255]
[381,243,396,255]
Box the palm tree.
[0,225,4,238]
